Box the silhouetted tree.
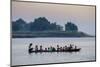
[65,22,78,32]
[50,22,63,31]
[49,22,57,31]
[12,17,63,32]
[12,21,19,31]
[12,18,28,31]
[56,25,63,31]
[30,17,51,31]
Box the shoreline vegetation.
[12,17,95,38]
[12,31,94,38]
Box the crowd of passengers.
[29,43,78,52]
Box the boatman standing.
[28,43,33,53]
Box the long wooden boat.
[28,48,81,53]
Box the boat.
[28,48,81,53]
[28,43,81,53]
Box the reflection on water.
[12,37,95,66]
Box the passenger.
[65,46,67,50]
[35,45,38,52]
[62,47,65,51]
[50,46,53,51]
[45,48,47,51]
[75,46,77,49]
[52,47,56,51]
[48,47,50,52]
[40,45,43,51]
[69,44,73,49]
[60,47,63,51]
[57,45,60,51]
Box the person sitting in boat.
[40,45,43,52]
[75,45,77,49]
[52,47,56,51]
[50,46,53,52]
[45,48,47,52]
[57,45,60,51]
[62,46,65,51]
[64,45,68,51]
[69,44,73,50]
[28,43,33,53]
[48,47,50,52]
[59,47,63,51]
[35,45,38,52]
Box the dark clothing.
[29,48,33,53]
[28,43,33,53]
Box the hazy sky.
[12,1,95,35]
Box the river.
[12,37,95,66]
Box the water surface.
[12,37,95,66]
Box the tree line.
[12,17,78,32]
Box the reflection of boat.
[28,48,81,53]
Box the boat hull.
[28,48,81,53]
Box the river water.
[12,37,95,66]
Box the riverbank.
[12,31,94,38]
